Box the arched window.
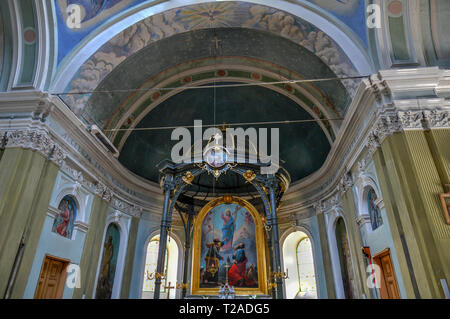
[142,235,178,299]
[95,223,121,299]
[368,188,383,230]
[52,195,77,239]
[142,237,168,293]
[282,231,317,299]
[296,237,317,298]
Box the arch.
[138,229,183,299]
[93,213,130,299]
[326,209,357,299]
[54,185,86,223]
[355,176,384,232]
[281,226,318,299]
[50,0,373,94]
[356,175,382,217]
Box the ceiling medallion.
[203,132,232,179]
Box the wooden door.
[34,255,69,299]
[373,249,400,299]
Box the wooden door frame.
[373,248,400,299]
[34,254,70,299]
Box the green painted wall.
[341,190,371,298]
[72,195,109,299]
[373,130,450,298]
[316,212,336,298]
[0,148,58,298]
[120,216,139,298]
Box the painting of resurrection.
[199,203,258,289]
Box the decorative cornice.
[366,108,450,155]
[47,206,59,219]
[95,182,113,202]
[3,129,67,166]
[74,220,89,233]
[424,109,449,129]
[338,172,353,195]
[356,214,371,227]
[111,196,143,218]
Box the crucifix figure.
[164,281,175,299]
[224,257,232,284]
[212,37,221,49]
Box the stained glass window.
[296,237,317,298]
[368,188,383,230]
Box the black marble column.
[268,178,283,299]
[154,178,173,299]
[181,213,193,299]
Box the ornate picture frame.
[191,196,268,296]
[439,193,450,225]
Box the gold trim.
[191,196,268,296]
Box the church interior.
[0,0,449,300]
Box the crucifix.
[224,257,232,284]
[164,281,175,299]
[212,37,221,49]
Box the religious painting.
[336,218,355,299]
[95,223,121,299]
[52,195,77,239]
[191,196,267,295]
[368,188,383,231]
[439,193,450,225]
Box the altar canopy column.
[154,177,174,299]
[182,213,193,299]
[268,177,283,299]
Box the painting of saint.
[52,195,77,239]
[199,202,258,289]
[95,223,120,299]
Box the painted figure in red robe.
[228,243,257,287]
[56,200,70,237]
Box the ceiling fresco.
[55,1,369,66]
[76,28,349,134]
[61,1,361,117]
[305,0,368,46]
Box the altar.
[152,129,290,299]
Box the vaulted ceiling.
[53,1,372,186]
